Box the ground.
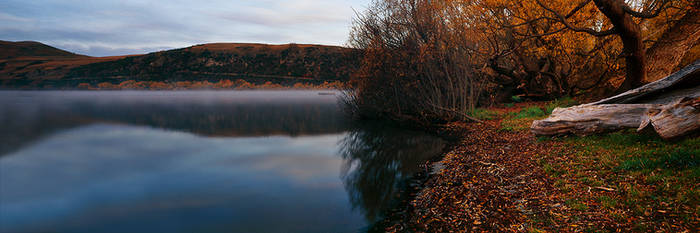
[388,101,699,232]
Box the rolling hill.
[0,41,362,88]
[0,40,84,59]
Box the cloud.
[0,0,369,56]
[0,12,33,23]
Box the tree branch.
[565,0,593,18]
[536,0,617,37]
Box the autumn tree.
[534,0,699,91]
[644,0,700,81]
[347,0,698,124]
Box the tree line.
[346,0,699,123]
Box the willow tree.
[348,0,488,123]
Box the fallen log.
[530,104,661,136]
[638,97,700,139]
[531,60,700,139]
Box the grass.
[499,97,578,131]
[539,130,699,227]
[499,106,546,131]
[566,199,589,211]
[619,147,698,171]
[493,100,698,229]
[468,108,500,120]
[596,196,618,209]
[513,106,546,119]
[511,95,523,103]
[543,97,577,114]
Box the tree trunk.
[593,0,646,92]
[645,3,700,82]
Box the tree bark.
[593,0,646,92]
[645,3,700,82]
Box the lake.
[0,90,446,233]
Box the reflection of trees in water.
[71,102,347,136]
[339,123,445,224]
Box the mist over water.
[0,90,444,233]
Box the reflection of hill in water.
[339,122,446,226]
[0,91,347,156]
[66,100,347,137]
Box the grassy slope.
[0,41,127,81]
[0,40,84,59]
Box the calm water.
[0,91,445,233]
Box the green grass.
[511,95,523,103]
[468,108,500,120]
[499,97,578,131]
[538,130,700,225]
[619,148,698,171]
[500,106,546,131]
[566,199,589,211]
[543,97,577,114]
[513,106,546,119]
[597,196,618,209]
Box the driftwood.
[530,104,661,136]
[638,97,700,139]
[531,60,700,139]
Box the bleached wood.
[531,104,660,136]
[638,97,700,139]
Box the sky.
[0,0,369,57]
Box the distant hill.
[0,40,83,59]
[0,41,127,82]
[0,41,362,88]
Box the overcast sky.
[0,0,369,56]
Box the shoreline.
[380,103,698,232]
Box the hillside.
[0,40,83,59]
[0,41,362,88]
[0,41,126,82]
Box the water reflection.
[0,91,346,156]
[0,91,445,233]
[339,122,446,224]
